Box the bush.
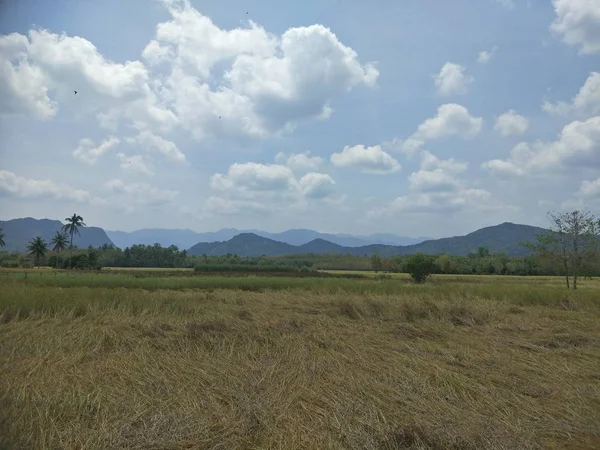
[405,253,436,284]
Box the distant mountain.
[105,228,237,250]
[0,218,114,253]
[187,223,548,257]
[106,227,429,248]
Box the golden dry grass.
[0,277,599,449]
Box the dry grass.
[0,277,599,449]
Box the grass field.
[1,272,599,449]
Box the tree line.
[1,209,598,289]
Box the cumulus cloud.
[477,46,498,64]
[105,179,178,205]
[368,151,511,218]
[142,0,378,140]
[0,0,375,143]
[482,115,600,176]
[367,149,514,218]
[72,136,120,164]
[543,72,600,117]
[116,153,154,176]
[433,62,473,96]
[298,173,335,199]
[211,163,297,193]
[494,110,529,136]
[551,0,600,55]
[275,152,324,171]
[330,145,400,174]
[126,130,186,164]
[207,161,337,216]
[578,177,600,198]
[0,170,91,203]
[0,28,176,132]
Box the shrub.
[405,253,436,284]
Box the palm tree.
[62,214,86,268]
[51,231,68,268]
[27,237,48,267]
[0,227,5,248]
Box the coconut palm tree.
[27,237,48,268]
[0,227,5,248]
[51,231,68,268]
[62,214,86,268]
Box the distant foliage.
[405,253,436,284]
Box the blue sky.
[0,0,599,237]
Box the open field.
[1,273,599,449]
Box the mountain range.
[1,218,548,257]
[0,218,114,253]
[187,222,547,257]
[105,228,430,249]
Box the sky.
[0,0,599,237]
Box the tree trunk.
[573,272,578,290]
[69,234,73,269]
[563,259,570,289]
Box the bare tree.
[526,209,600,289]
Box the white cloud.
[126,130,186,164]
[0,170,91,203]
[579,177,600,198]
[408,151,467,193]
[494,110,529,136]
[105,179,178,205]
[495,0,515,9]
[0,28,178,133]
[482,115,600,175]
[330,145,401,174]
[369,150,513,218]
[116,153,154,176]
[386,104,483,156]
[144,0,378,140]
[211,163,297,192]
[551,0,600,55]
[298,173,335,199]
[433,62,473,96]
[477,46,498,64]
[208,161,337,216]
[275,152,324,171]
[72,136,120,164]
[416,104,483,140]
[0,33,57,119]
[543,72,600,117]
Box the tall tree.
[27,237,48,267]
[526,209,600,289]
[0,227,5,248]
[370,251,383,273]
[62,214,86,268]
[51,231,68,268]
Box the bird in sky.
[74,90,77,95]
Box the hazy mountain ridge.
[187,222,548,257]
[2,218,548,257]
[0,218,114,252]
[106,227,429,249]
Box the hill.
[187,222,548,257]
[0,218,114,253]
[106,227,428,249]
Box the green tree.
[51,231,68,268]
[0,227,4,248]
[370,251,383,273]
[62,214,86,268]
[477,246,490,258]
[525,209,600,289]
[436,254,453,273]
[405,253,436,284]
[27,237,48,267]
